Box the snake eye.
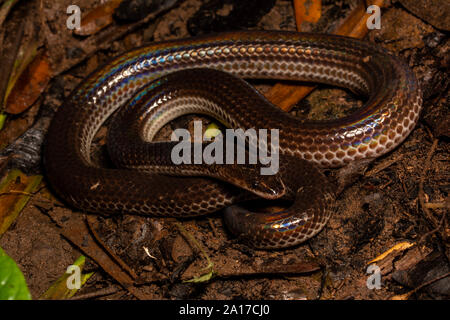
[251,181,260,190]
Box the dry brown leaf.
[294,0,322,28]
[74,0,124,36]
[0,169,42,235]
[264,0,386,112]
[5,51,51,114]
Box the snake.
[44,31,422,249]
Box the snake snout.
[216,163,286,199]
[248,175,286,200]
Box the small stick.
[70,287,121,300]
[418,139,439,228]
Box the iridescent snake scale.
[44,31,422,248]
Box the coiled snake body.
[44,31,422,248]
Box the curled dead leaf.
[5,51,51,114]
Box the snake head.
[215,164,286,199]
[247,175,286,199]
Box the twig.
[419,212,447,243]
[0,190,34,197]
[418,139,440,228]
[70,286,121,300]
[391,271,450,300]
[423,202,449,209]
[365,155,404,177]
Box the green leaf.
[0,246,31,300]
[184,261,216,283]
[0,112,6,131]
[204,122,222,139]
[40,255,93,300]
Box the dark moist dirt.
[0,0,448,300]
